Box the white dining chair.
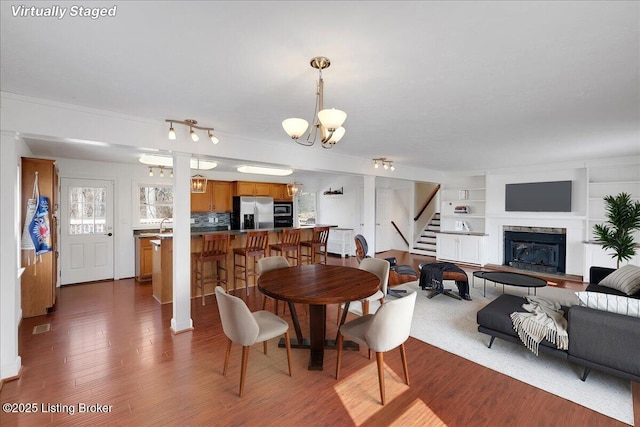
[335,291,417,405]
[257,256,290,313]
[215,286,292,397]
[337,257,390,324]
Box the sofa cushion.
[598,265,640,296]
[575,291,640,318]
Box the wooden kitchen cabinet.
[191,181,232,212]
[233,181,271,197]
[270,183,292,201]
[136,237,153,282]
[21,157,59,317]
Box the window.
[139,185,173,224]
[68,186,106,235]
[297,192,316,225]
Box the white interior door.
[375,188,393,252]
[60,178,114,285]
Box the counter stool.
[233,230,269,296]
[269,228,301,266]
[192,233,230,305]
[300,226,330,265]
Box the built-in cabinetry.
[135,237,153,282]
[20,157,59,317]
[587,164,640,242]
[436,233,488,266]
[233,181,272,197]
[327,228,353,258]
[270,183,293,201]
[583,163,640,281]
[440,174,486,233]
[191,180,232,212]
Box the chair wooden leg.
[223,338,232,376]
[399,343,409,385]
[335,332,344,379]
[244,255,249,296]
[239,345,250,397]
[263,340,268,355]
[200,261,206,306]
[376,352,386,405]
[363,300,370,316]
[284,330,292,377]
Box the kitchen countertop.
[134,225,338,239]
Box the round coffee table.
[472,271,548,297]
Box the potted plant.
[593,192,640,267]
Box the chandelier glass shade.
[282,56,347,149]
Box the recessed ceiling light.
[138,154,217,170]
[237,165,293,176]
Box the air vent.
[32,324,51,334]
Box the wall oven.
[274,202,293,228]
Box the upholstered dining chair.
[257,256,290,314]
[335,291,417,405]
[336,257,389,324]
[215,286,292,397]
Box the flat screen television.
[505,180,572,212]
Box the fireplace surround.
[503,226,567,274]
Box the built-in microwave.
[274,202,293,217]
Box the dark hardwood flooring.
[1,251,637,426]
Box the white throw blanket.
[510,296,568,356]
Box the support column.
[170,152,193,333]
[362,175,376,254]
[0,132,22,381]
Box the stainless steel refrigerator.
[231,196,274,230]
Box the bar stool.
[233,230,269,296]
[191,233,230,305]
[300,226,330,264]
[269,228,301,266]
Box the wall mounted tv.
[505,180,572,212]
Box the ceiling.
[1,1,638,172]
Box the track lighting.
[166,119,218,144]
[372,158,395,171]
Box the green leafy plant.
[593,192,640,267]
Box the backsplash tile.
[191,212,231,228]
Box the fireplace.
[503,226,566,274]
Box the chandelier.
[282,56,347,149]
[191,159,208,193]
[166,119,219,144]
[287,182,303,197]
[373,158,395,171]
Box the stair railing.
[414,184,440,221]
[390,220,410,247]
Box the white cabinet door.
[459,236,481,264]
[436,234,458,261]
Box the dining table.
[257,263,380,371]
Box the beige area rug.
[348,280,633,424]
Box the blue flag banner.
[29,195,52,256]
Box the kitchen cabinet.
[20,157,59,317]
[135,237,153,282]
[191,181,232,212]
[233,181,271,197]
[270,183,292,201]
[436,233,488,266]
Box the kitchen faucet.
[159,217,169,233]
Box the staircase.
[412,213,439,257]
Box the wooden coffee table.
[472,271,548,297]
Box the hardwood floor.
[2,252,637,426]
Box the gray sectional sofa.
[477,266,640,383]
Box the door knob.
[105,233,113,236]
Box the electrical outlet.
[209,217,214,223]
[190,218,195,224]
[214,217,219,223]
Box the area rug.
[349,280,633,424]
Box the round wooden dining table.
[258,264,380,371]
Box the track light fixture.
[372,158,395,171]
[282,56,346,149]
[147,166,173,178]
[165,119,218,144]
